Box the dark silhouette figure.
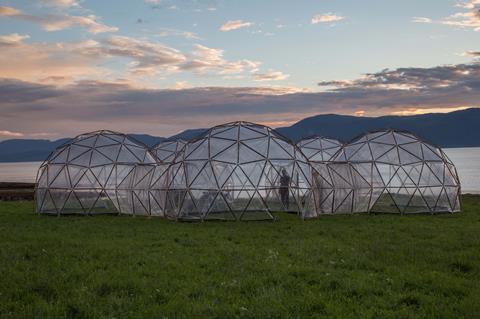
[279,168,291,210]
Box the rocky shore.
[0,182,35,201]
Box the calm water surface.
[443,147,480,193]
[0,161,42,183]
[0,147,479,193]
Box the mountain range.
[1,108,479,162]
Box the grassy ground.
[0,195,479,318]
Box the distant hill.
[276,108,480,147]
[168,128,208,141]
[129,134,165,147]
[0,138,70,163]
[0,134,164,163]
[1,108,479,162]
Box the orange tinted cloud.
[0,5,117,34]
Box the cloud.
[0,130,24,138]
[40,0,79,7]
[391,106,471,116]
[0,33,29,46]
[0,129,54,139]
[41,15,118,33]
[3,61,480,137]
[2,5,283,85]
[0,6,20,16]
[0,79,313,137]
[311,13,345,24]
[171,81,189,90]
[188,45,225,66]
[414,1,480,31]
[0,78,61,103]
[412,17,432,23]
[0,39,109,83]
[465,50,480,56]
[0,5,118,34]
[0,35,267,83]
[0,35,187,82]
[442,12,480,31]
[101,36,187,70]
[181,44,260,74]
[317,63,480,91]
[220,20,254,31]
[157,28,200,39]
[253,70,290,81]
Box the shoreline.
[0,182,478,201]
[0,182,35,201]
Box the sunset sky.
[1,0,480,139]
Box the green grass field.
[0,195,479,318]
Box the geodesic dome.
[324,129,461,214]
[297,136,357,214]
[35,130,156,215]
[151,139,187,163]
[157,121,315,221]
[297,136,343,162]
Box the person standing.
[279,168,291,210]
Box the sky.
[1,0,480,139]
